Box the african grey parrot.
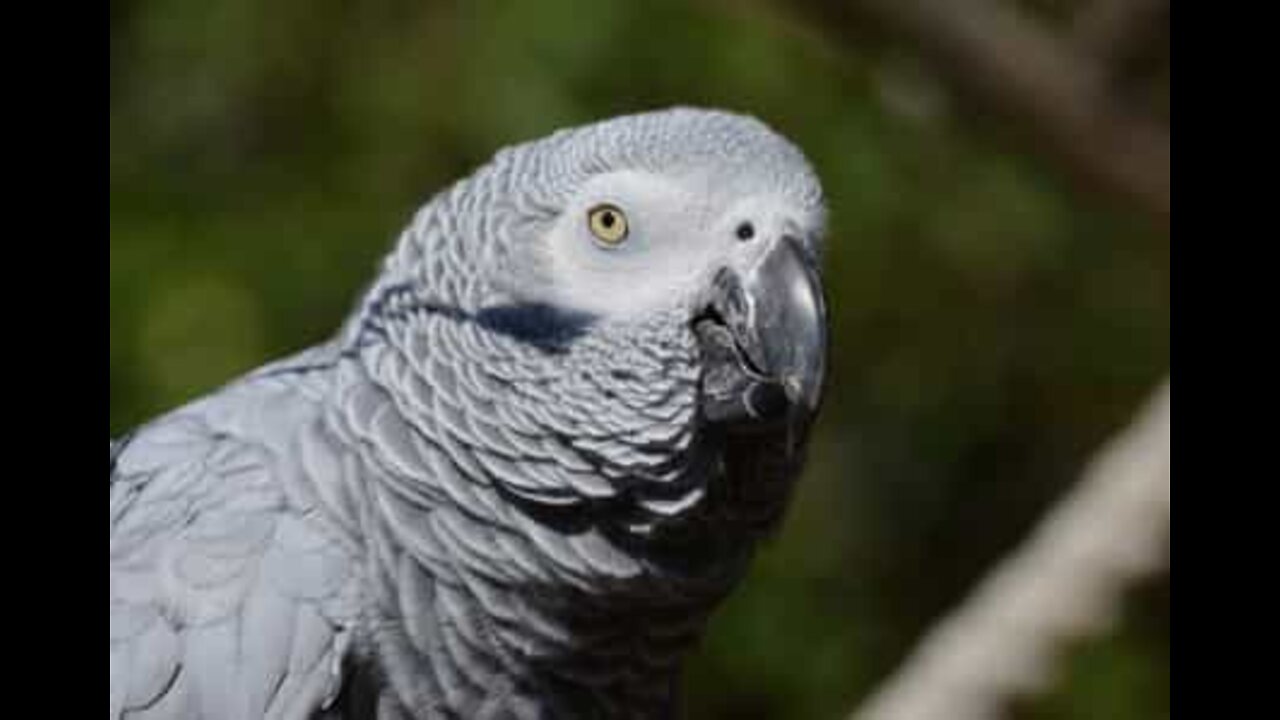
[110,107,829,720]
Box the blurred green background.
[109,1,1169,718]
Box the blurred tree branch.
[787,0,1169,231]
[1073,0,1169,83]
[850,379,1169,720]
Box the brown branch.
[1073,0,1169,75]
[850,379,1170,720]
[787,0,1169,232]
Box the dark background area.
[109,1,1169,718]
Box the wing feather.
[110,389,358,720]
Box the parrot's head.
[362,107,827,549]
[514,108,827,425]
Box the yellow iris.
[587,204,628,245]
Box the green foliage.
[110,1,1168,717]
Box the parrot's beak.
[694,235,828,426]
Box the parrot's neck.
[326,314,775,717]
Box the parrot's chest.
[352,451,753,720]
[361,546,733,720]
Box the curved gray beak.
[696,236,828,425]
[746,235,828,412]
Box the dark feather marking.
[473,303,596,353]
[357,280,598,355]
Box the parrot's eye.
[587,204,629,246]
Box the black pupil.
[601,212,615,228]
[736,222,755,240]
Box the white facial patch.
[515,163,824,324]
[537,171,730,319]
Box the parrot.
[110,107,829,720]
